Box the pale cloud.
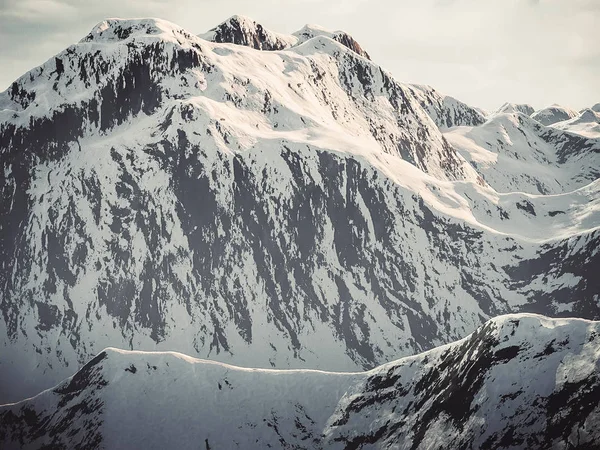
[0,0,77,20]
[0,0,598,111]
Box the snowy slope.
[1,314,599,449]
[552,108,600,139]
[408,84,487,130]
[0,17,599,405]
[531,104,579,126]
[445,111,600,194]
[291,24,371,60]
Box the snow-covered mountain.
[407,84,487,130]
[552,108,600,139]
[0,16,599,407]
[445,111,600,194]
[496,102,534,116]
[531,104,579,126]
[1,314,599,449]
[199,15,371,60]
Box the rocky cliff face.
[0,17,598,404]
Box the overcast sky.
[0,0,598,111]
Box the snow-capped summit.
[577,108,600,123]
[292,24,371,60]
[198,15,296,51]
[82,17,187,43]
[531,103,579,125]
[496,102,534,116]
[445,110,600,194]
[552,107,600,138]
[198,16,371,60]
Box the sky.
[0,0,598,112]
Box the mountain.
[496,102,534,116]
[199,15,370,59]
[552,108,600,139]
[1,314,599,449]
[0,16,599,406]
[198,15,297,51]
[292,24,371,60]
[445,110,600,194]
[531,104,579,126]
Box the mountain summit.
[199,15,371,59]
[199,15,297,51]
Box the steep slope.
[532,104,578,126]
[408,84,486,129]
[1,315,599,450]
[0,17,599,405]
[445,111,600,194]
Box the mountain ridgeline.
[1,315,599,449]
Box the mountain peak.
[0,13,599,423]
[293,24,370,60]
[578,108,600,123]
[496,102,534,116]
[198,15,295,51]
[225,14,256,25]
[197,16,371,59]
[82,17,186,43]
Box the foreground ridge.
[1,314,599,449]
